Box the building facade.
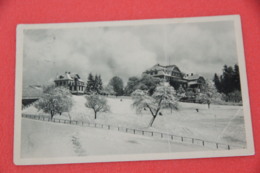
[143,64,205,91]
[183,73,206,91]
[54,72,85,95]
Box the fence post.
[133,129,135,134]
[181,137,183,142]
[216,143,219,149]
[228,145,230,150]
[171,135,173,140]
[108,125,110,130]
[202,141,205,146]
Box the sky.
[23,20,238,87]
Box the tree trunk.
[149,115,157,127]
[50,111,54,120]
[68,113,71,121]
[94,111,97,119]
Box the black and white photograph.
[14,15,254,165]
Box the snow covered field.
[23,95,247,149]
[21,118,206,158]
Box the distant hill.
[22,85,43,98]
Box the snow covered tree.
[103,84,116,96]
[85,94,110,119]
[138,74,162,95]
[35,87,73,119]
[93,74,103,94]
[132,83,178,127]
[200,79,225,105]
[176,85,185,97]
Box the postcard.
[14,15,254,165]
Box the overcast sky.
[23,20,238,87]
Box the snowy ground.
[21,118,207,158]
[23,95,247,148]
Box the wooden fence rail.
[21,114,244,150]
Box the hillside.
[23,95,247,147]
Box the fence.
[21,113,244,150]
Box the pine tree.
[213,73,221,92]
[86,73,95,93]
[221,65,235,95]
[213,64,241,102]
[233,64,241,91]
[94,75,99,93]
[97,75,103,93]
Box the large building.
[143,64,205,91]
[54,72,85,95]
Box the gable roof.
[145,64,182,73]
[55,72,84,82]
[184,74,204,81]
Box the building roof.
[184,74,204,81]
[145,64,181,73]
[55,72,84,82]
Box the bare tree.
[132,83,178,127]
[85,94,110,119]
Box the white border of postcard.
[14,15,255,165]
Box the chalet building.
[184,73,206,91]
[143,64,205,91]
[54,72,85,95]
[143,64,188,88]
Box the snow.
[21,118,206,158]
[23,95,246,147]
